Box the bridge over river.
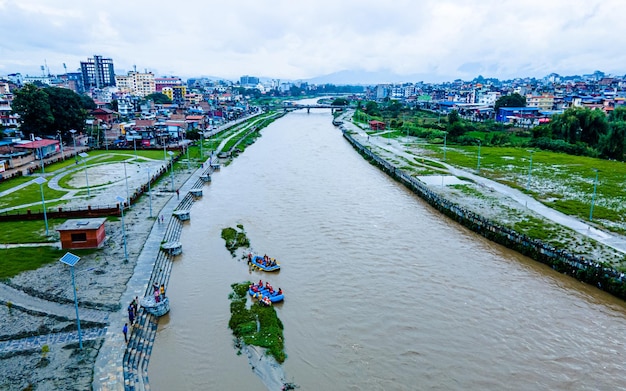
[283,103,347,113]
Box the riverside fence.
[341,129,626,301]
[0,155,181,222]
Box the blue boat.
[140,296,170,317]
[248,255,281,272]
[248,283,284,303]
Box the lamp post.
[133,138,137,160]
[162,136,167,161]
[123,161,130,207]
[78,152,90,196]
[116,196,128,261]
[57,130,64,159]
[168,150,175,192]
[69,129,77,161]
[33,177,48,236]
[186,143,190,170]
[443,132,447,162]
[38,147,45,174]
[476,139,481,172]
[526,150,534,191]
[59,252,83,350]
[146,168,153,218]
[589,168,599,221]
[200,132,204,159]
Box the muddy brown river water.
[149,107,626,390]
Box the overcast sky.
[1,0,624,83]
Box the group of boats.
[247,253,284,305]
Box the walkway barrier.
[341,130,626,301]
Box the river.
[149,104,626,390]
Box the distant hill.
[304,69,439,85]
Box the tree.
[44,87,89,136]
[600,120,626,160]
[145,93,172,104]
[448,110,460,125]
[12,85,89,137]
[550,107,608,147]
[494,93,526,112]
[331,98,349,106]
[11,84,54,135]
[364,101,380,117]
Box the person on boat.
[154,288,160,303]
[160,284,165,298]
[268,286,274,294]
[251,284,259,293]
[248,253,252,262]
[265,281,272,290]
[277,288,283,295]
[258,279,263,287]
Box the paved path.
[0,328,107,354]
[340,110,626,255]
[0,283,110,324]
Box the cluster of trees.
[11,84,95,138]
[532,106,626,160]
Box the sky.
[1,0,625,83]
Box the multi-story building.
[526,94,555,111]
[115,71,156,97]
[155,77,183,93]
[240,75,259,87]
[80,55,116,89]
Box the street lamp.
[79,152,90,196]
[116,196,128,261]
[123,161,130,207]
[146,167,153,218]
[57,130,64,159]
[133,138,137,160]
[59,252,83,350]
[476,139,482,172]
[162,135,167,161]
[69,129,77,161]
[589,168,599,221]
[443,132,447,162]
[526,150,534,191]
[168,150,175,192]
[33,177,48,236]
[38,147,45,174]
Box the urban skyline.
[2,0,625,83]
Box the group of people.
[250,279,282,296]
[248,253,279,268]
[153,282,166,303]
[125,296,140,342]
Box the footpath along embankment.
[340,127,626,301]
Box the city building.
[80,55,116,89]
[115,71,156,97]
[240,75,259,87]
[155,77,183,93]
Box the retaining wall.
[341,130,626,301]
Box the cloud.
[1,0,626,82]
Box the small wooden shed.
[57,218,106,249]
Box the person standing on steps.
[123,323,128,343]
[176,189,180,199]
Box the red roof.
[186,115,204,120]
[16,139,59,149]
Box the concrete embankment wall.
[341,130,626,301]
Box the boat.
[248,254,281,272]
[248,283,284,303]
[140,295,170,317]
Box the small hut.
[57,218,106,249]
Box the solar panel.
[60,252,81,267]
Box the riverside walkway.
[339,110,626,256]
[93,114,268,391]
